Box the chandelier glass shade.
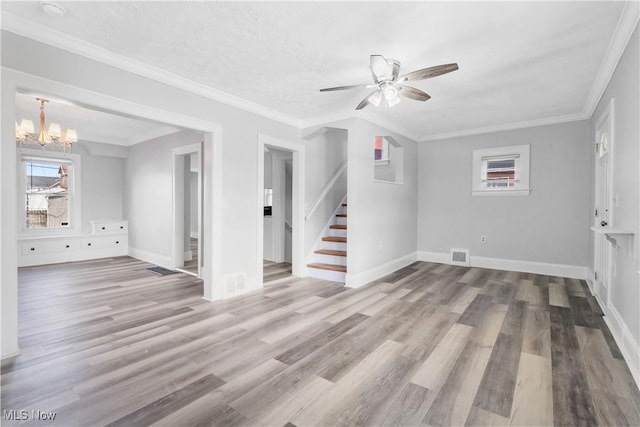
[16,98,78,151]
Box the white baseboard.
[128,247,173,269]
[603,303,640,390]
[345,252,417,288]
[416,251,588,279]
[1,350,21,360]
[416,251,450,264]
[190,231,198,239]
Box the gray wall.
[75,141,126,232]
[303,128,348,257]
[591,24,639,343]
[125,130,202,261]
[346,118,419,277]
[418,120,592,267]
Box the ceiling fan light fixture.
[319,55,458,111]
[369,91,382,107]
[387,94,401,107]
[383,84,399,102]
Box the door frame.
[172,143,202,277]
[2,68,224,359]
[592,98,615,313]
[257,134,306,285]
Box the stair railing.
[305,160,347,221]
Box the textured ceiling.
[1,1,629,141]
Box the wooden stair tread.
[315,249,347,257]
[322,236,347,243]
[336,214,347,217]
[307,263,347,273]
[330,224,347,230]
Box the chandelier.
[15,98,78,151]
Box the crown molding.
[583,0,640,118]
[299,110,356,131]
[300,110,421,142]
[128,126,181,146]
[419,112,588,142]
[356,110,421,142]
[3,4,636,145]
[1,12,302,129]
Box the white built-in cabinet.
[18,220,128,267]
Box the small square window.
[472,145,530,196]
[374,136,389,163]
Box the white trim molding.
[1,12,301,129]
[417,251,589,280]
[583,0,640,117]
[345,252,417,288]
[257,133,306,288]
[420,112,588,142]
[128,246,173,270]
[603,303,640,389]
[3,6,638,146]
[471,144,531,197]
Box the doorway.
[263,147,293,284]
[172,143,202,277]
[257,135,305,287]
[593,99,614,312]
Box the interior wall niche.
[374,136,404,184]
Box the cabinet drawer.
[82,236,127,250]
[21,240,77,256]
[91,220,128,234]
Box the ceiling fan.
[320,55,458,110]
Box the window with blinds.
[472,145,530,196]
[481,155,519,189]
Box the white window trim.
[472,144,530,197]
[19,148,82,236]
[374,137,390,163]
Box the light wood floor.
[2,257,639,426]
[263,260,292,285]
[183,238,199,275]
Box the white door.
[593,104,613,312]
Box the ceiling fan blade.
[355,90,382,110]
[370,55,389,83]
[398,63,459,82]
[389,59,401,81]
[320,84,370,92]
[398,85,431,102]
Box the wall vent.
[450,248,470,266]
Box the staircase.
[307,203,347,282]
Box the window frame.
[19,149,82,236]
[374,136,390,165]
[472,144,530,197]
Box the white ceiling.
[2,1,634,141]
[15,92,180,146]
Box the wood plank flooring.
[263,260,292,284]
[2,257,639,426]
